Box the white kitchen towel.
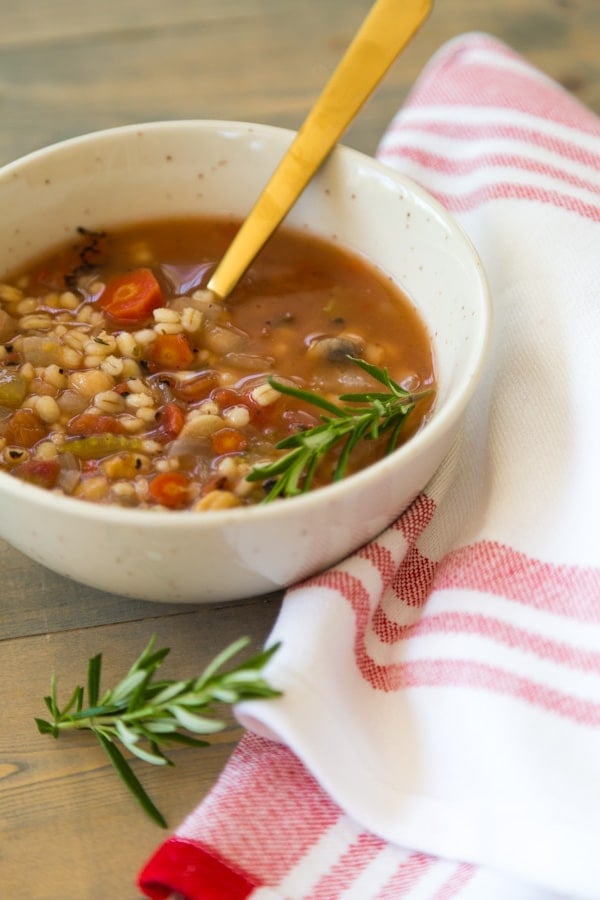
[139,32,600,900]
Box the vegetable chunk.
[99,268,163,324]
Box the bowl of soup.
[0,120,491,602]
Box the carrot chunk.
[211,428,248,455]
[99,268,163,324]
[148,471,190,508]
[4,408,47,448]
[211,388,246,410]
[67,413,125,436]
[146,333,195,370]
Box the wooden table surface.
[1,2,598,898]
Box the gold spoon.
[207,0,432,300]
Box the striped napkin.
[139,32,600,900]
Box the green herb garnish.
[248,356,433,500]
[35,635,280,827]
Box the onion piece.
[57,451,81,494]
[222,352,274,373]
[57,389,89,416]
[161,263,211,295]
[166,437,207,458]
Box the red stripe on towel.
[380,120,600,171]
[379,145,600,197]
[404,34,600,136]
[437,541,600,621]
[303,535,600,724]
[374,852,436,898]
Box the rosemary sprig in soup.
[248,357,433,499]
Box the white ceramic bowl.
[0,121,491,603]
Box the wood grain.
[1,0,598,166]
[0,1,598,897]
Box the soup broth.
[0,217,435,510]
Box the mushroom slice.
[306,333,364,363]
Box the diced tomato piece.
[248,400,281,428]
[145,333,195,371]
[14,458,61,489]
[245,392,290,428]
[148,471,190,509]
[211,387,282,427]
[211,387,259,418]
[81,458,101,473]
[211,428,248,455]
[98,268,163,324]
[171,370,219,402]
[211,388,245,410]
[4,408,47,448]
[67,413,125,436]
[113,382,132,396]
[157,402,185,439]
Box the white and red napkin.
[139,33,600,900]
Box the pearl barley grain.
[100,355,124,377]
[224,405,250,428]
[94,390,126,414]
[34,395,61,424]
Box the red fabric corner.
[138,836,259,900]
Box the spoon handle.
[207,0,432,299]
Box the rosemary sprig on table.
[248,356,433,500]
[35,635,280,828]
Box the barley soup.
[0,217,435,510]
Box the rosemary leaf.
[110,669,150,704]
[59,684,85,719]
[169,706,225,734]
[42,695,57,719]
[197,634,251,684]
[127,669,154,714]
[87,653,102,707]
[160,732,211,748]
[95,731,168,829]
[35,717,58,736]
[148,680,190,707]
